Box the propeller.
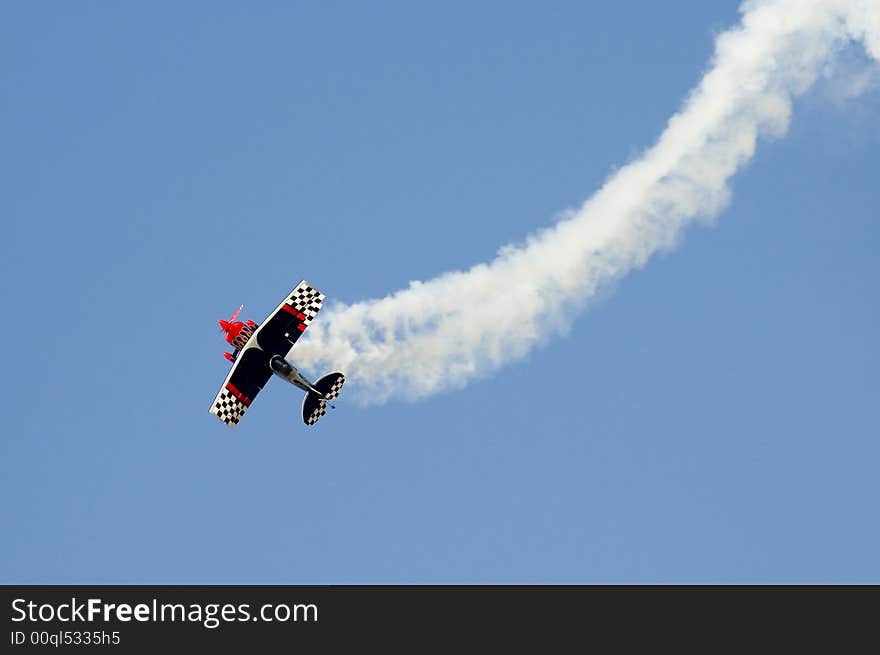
[218,305,244,334]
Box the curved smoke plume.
[293,0,880,403]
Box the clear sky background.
[2,1,878,583]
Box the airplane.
[209,280,344,427]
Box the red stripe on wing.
[226,383,251,406]
[281,304,306,320]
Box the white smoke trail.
[293,0,880,403]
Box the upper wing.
[209,281,325,428]
[254,280,325,355]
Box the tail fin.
[302,372,345,426]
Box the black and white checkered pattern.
[210,388,248,426]
[287,281,324,326]
[305,400,327,426]
[325,374,345,401]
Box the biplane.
[209,280,344,427]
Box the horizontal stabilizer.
[314,372,345,401]
[302,372,345,426]
[302,393,326,426]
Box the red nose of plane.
[218,319,230,332]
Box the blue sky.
[2,1,878,583]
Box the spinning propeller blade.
[217,305,242,334]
